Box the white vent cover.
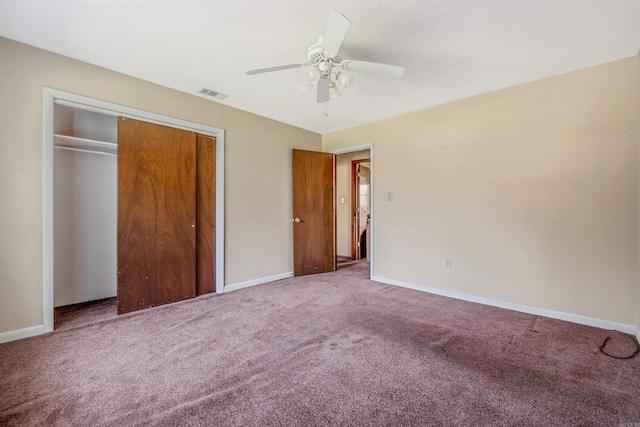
[198,87,229,100]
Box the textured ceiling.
[1,1,639,134]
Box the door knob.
[293,218,301,223]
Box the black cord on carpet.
[599,333,640,359]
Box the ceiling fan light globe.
[306,67,321,83]
[328,83,341,100]
[337,73,352,88]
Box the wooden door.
[117,117,197,314]
[292,149,336,276]
[195,134,216,295]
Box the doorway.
[43,88,225,333]
[353,159,370,260]
[332,144,374,278]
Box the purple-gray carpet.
[1,261,639,426]
[54,297,117,331]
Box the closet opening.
[44,88,225,333]
[53,105,118,328]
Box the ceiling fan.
[245,12,405,104]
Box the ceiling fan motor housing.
[308,37,342,66]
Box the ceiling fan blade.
[342,60,405,78]
[317,78,330,103]
[322,12,350,56]
[246,63,305,75]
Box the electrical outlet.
[445,258,453,269]
[386,191,393,201]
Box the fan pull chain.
[324,102,329,116]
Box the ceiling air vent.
[198,87,229,100]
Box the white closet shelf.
[54,134,117,155]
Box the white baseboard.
[635,328,640,343]
[0,325,44,344]
[372,276,638,335]
[224,271,294,293]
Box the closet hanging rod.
[54,134,117,155]
[54,145,117,157]
[54,134,116,147]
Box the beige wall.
[336,150,370,257]
[0,37,321,334]
[324,56,640,327]
[638,50,640,330]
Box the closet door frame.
[42,88,225,333]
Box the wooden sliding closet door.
[195,134,216,295]
[117,117,197,314]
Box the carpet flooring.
[1,261,639,426]
[54,297,117,331]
